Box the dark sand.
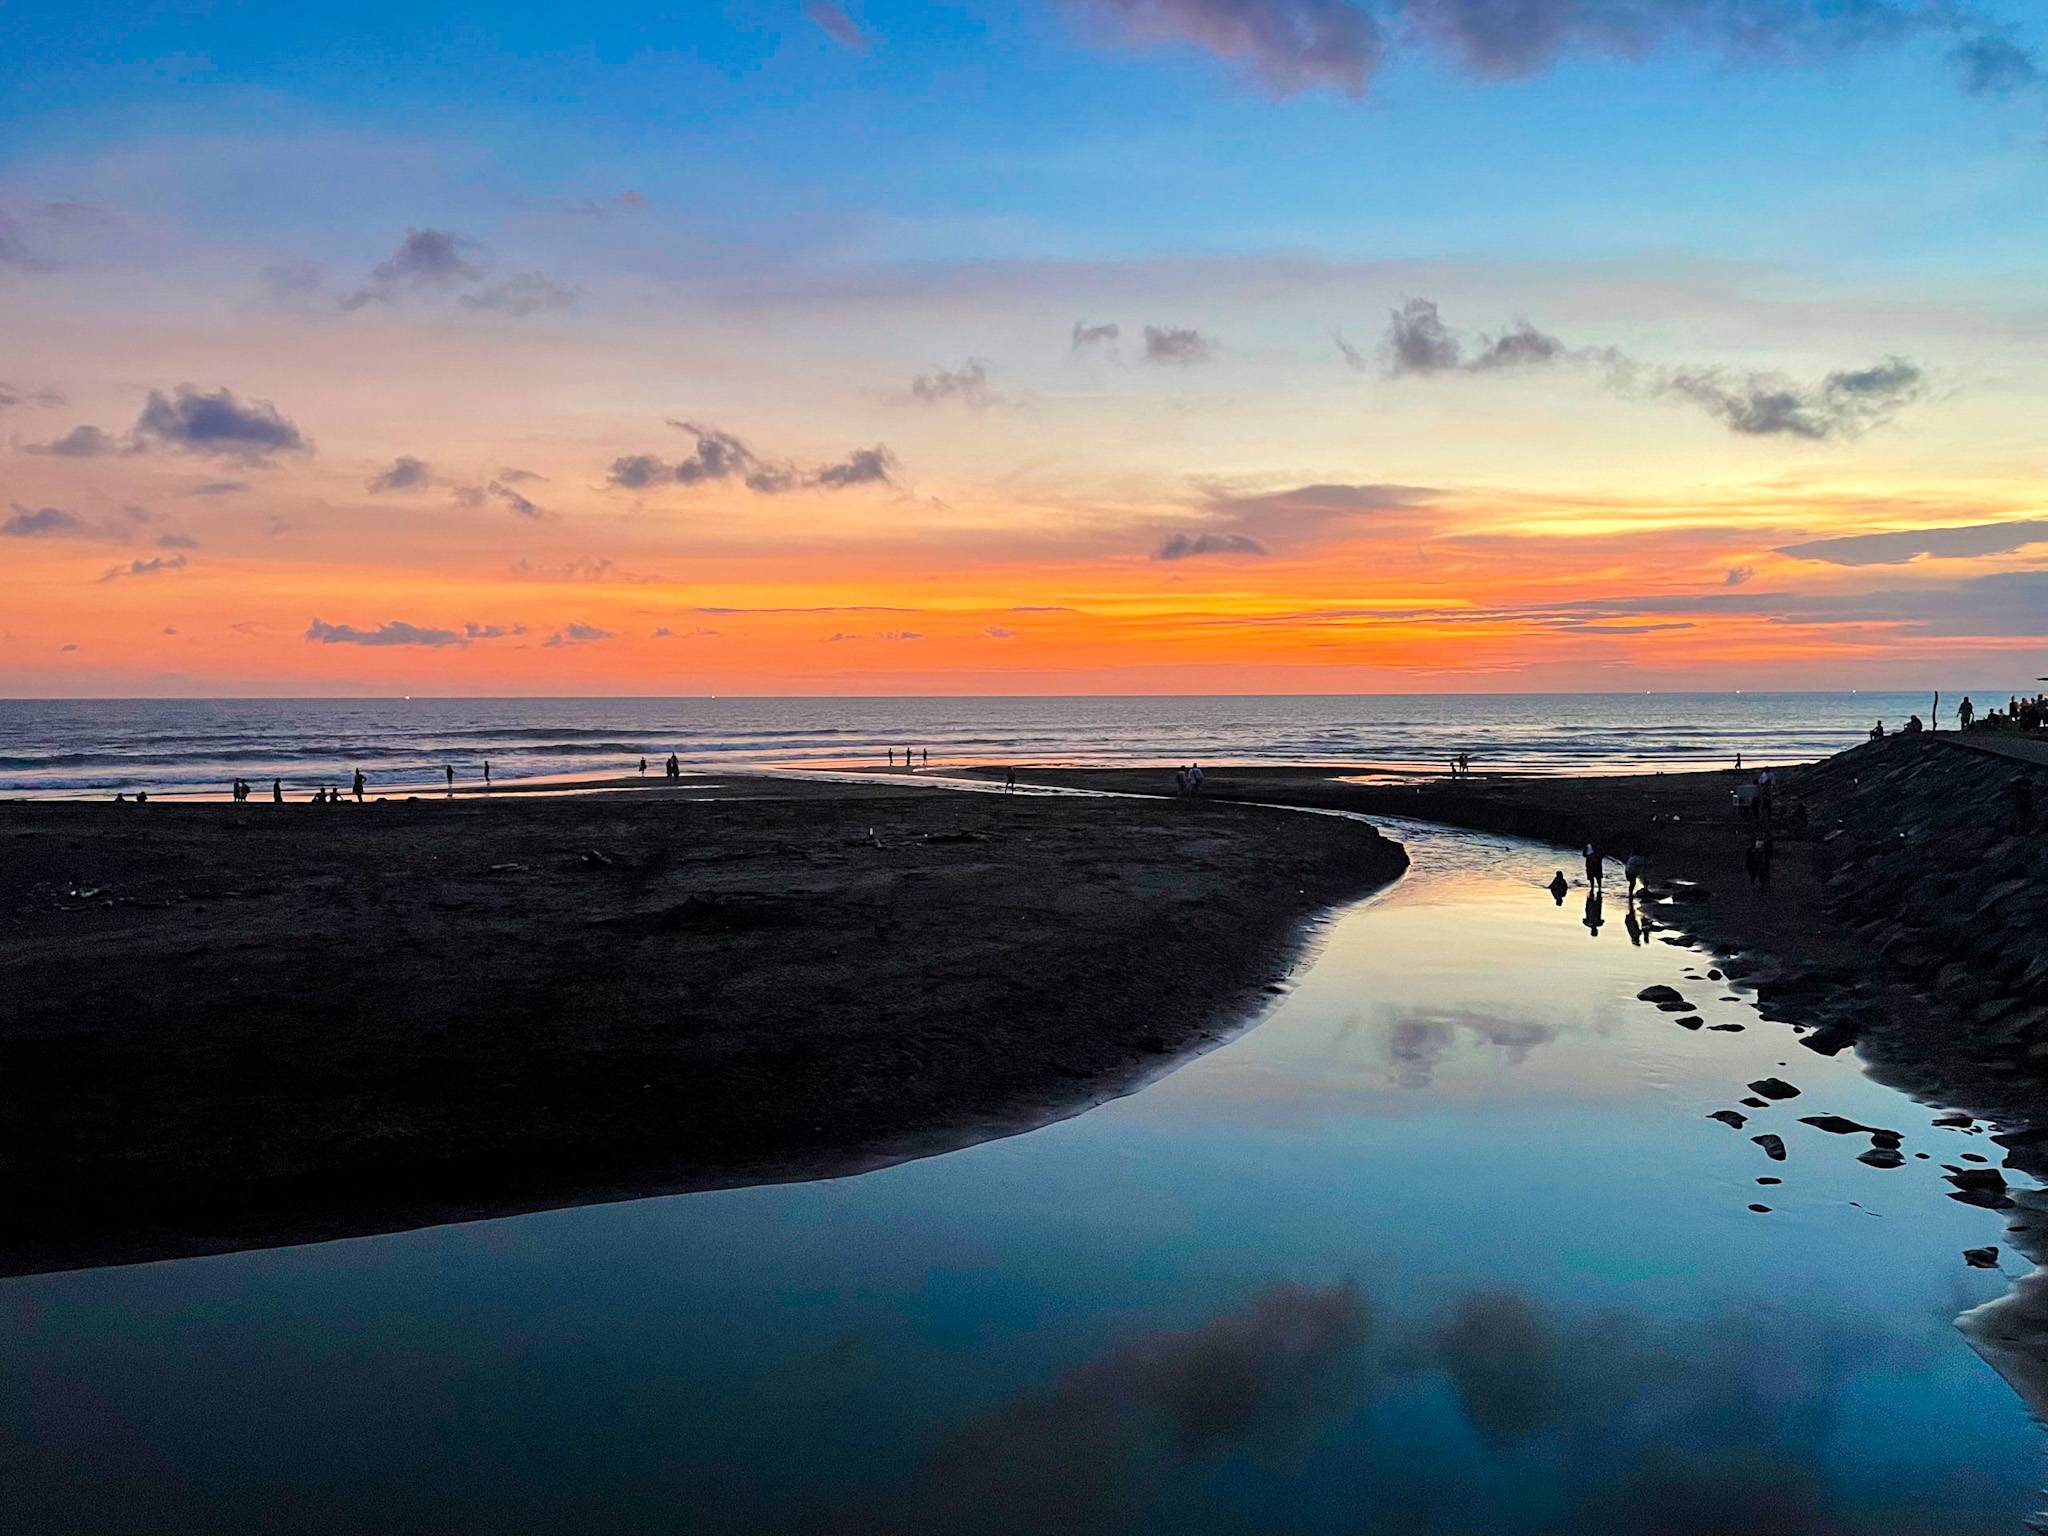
[0,777,1405,1275]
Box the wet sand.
[0,776,1405,1275]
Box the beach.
[0,775,1405,1275]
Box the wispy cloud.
[367,455,431,493]
[489,479,548,519]
[2,504,86,537]
[543,621,612,647]
[303,617,526,647]
[910,359,1001,408]
[612,423,898,493]
[1156,531,1267,560]
[100,554,188,581]
[340,228,574,317]
[807,1,872,51]
[1776,518,2048,566]
[1143,324,1215,365]
[1072,319,1121,351]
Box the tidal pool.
[3,821,2037,1533]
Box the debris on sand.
[1753,1134,1787,1161]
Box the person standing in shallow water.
[483,760,492,786]
[352,768,366,803]
[1547,870,1568,905]
[446,764,455,791]
[1582,843,1602,891]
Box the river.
[2,819,2035,1532]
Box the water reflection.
[0,820,2036,1534]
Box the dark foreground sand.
[0,777,1405,1275]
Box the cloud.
[495,466,545,483]
[156,531,200,550]
[653,626,721,639]
[813,445,898,488]
[607,453,671,490]
[305,618,465,647]
[0,382,62,411]
[875,628,923,640]
[460,272,577,315]
[1382,299,1927,439]
[2,505,86,537]
[100,554,188,581]
[341,229,574,316]
[462,622,527,640]
[1070,0,1383,96]
[488,480,547,519]
[451,485,488,507]
[1949,29,2041,94]
[1775,518,2048,566]
[807,1,872,51]
[1383,297,1464,375]
[1072,319,1121,350]
[1660,355,1925,440]
[24,424,122,457]
[910,359,999,408]
[1143,324,1214,364]
[1724,565,1754,585]
[1068,0,2005,101]
[543,621,612,647]
[131,385,310,462]
[0,209,58,271]
[184,480,250,497]
[1156,531,1268,560]
[342,228,479,309]
[367,455,431,493]
[984,625,1015,638]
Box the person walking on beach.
[638,757,646,776]
[483,760,492,786]
[1005,767,1017,793]
[272,778,282,803]
[1547,870,1568,905]
[446,764,456,790]
[1959,696,1975,732]
[352,768,366,803]
[1188,763,1204,795]
[1624,852,1646,900]
[922,748,929,766]
[887,748,895,767]
[668,752,680,780]
[1582,842,1602,891]
[1176,766,1189,795]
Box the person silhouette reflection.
[1624,902,1644,946]
[1547,870,1569,905]
[1582,890,1604,937]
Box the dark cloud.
[1949,29,2041,94]
[156,531,200,550]
[1156,531,1269,560]
[666,421,792,491]
[1776,517,2048,566]
[495,466,545,483]
[1072,319,1122,351]
[910,359,998,407]
[184,480,250,497]
[1143,324,1215,365]
[813,445,898,488]
[367,455,431,493]
[1071,0,1998,101]
[462,622,527,640]
[24,424,121,457]
[488,480,547,519]
[132,385,310,461]
[1384,299,1926,439]
[100,554,187,581]
[606,453,671,490]
[544,621,612,647]
[3,505,86,537]
[807,1,872,51]
[1725,565,1755,585]
[342,228,479,309]
[1186,481,1442,555]
[459,272,577,315]
[305,618,465,647]
[1662,355,1924,440]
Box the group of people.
[886,747,930,768]
[1547,844,1653,939]
[1956,693,2047,733]
[1446,752,1473,778]
[1174,763,1205,795]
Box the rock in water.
[1964,1246,2000,1269]
[1753,1134,1787,1161]
[1709,1110,1747,1128]
[1858,1147,1905,1169]
[1748,1077,1801,1100]
[1749,1204,1772,1213]
[1800,1115,1881,1136]
[1675,1016,1704,1030]
[1637,985,1685,1004]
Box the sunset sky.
[4,0,2047,696]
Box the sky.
[3,0,2047,697]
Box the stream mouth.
[2,819,2036,1534]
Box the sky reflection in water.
[2,822,2037,1533]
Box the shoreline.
[0,776,1406,1276]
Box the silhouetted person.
[1189,763,1204,795]
[1005,767,1017,793]
[447,764,456,789]
[1959,696,1975,731]
[887,748,895,767]
[1582,842,1602,890]
[1624,852,1645,899]
[1735,752,1743,771]
[484,760,492,785]
[1547,870,1568,905]
[1870,719,1885,740]
[922,748,929,766]
[1625,905,1644,946]
[134,790,148,803]
[1457,751,1469,777]
[352,768,365,803]
[1583,890,1604,937]
[1176,766,1188,795]
[638,757,646,776]
[1903,714,1923,734]
[272,778,282,803]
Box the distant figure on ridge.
[1735,752,1742,771]
[1903,714,1923,734]
[352,768,366,803]
[1547,870,1568,905]
[922,748,929,766]
[1870,719,1885,740]
[1582,843,1602,891]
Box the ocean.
[0,691,1961,799]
